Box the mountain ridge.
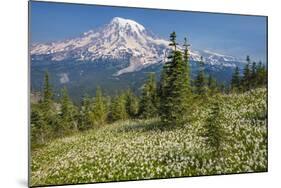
[31,17,244,76]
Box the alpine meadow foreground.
[31,88,267,186]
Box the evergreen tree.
[42,71,53,107]
[41,71,56,119]
[159,64,169,113]
[139,73,158,118]
[32,71,58,144]
[242,56,251,91]
[31,104,48,145]
[231,66,240,92]
[90,87,108,127]
[256,61,267,87]
[183,37,192,93]
[194,56,206,96]
[159,32,192,126]
[251,61,257,88]
[110,93,128,121]
[125,89,139,118]
[182,37,193,119]
[256,61,263,86]
[261,64,267,86]
[207,75,218,95]
[78,95,93,130]
[169,31,178,51]
[41,72,58,133]
[159,33,175,102]
[59,87,78,134]
[201,96,229,157]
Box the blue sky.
[30,1,267,61]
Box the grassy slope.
[31,88,267,186]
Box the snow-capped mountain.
[31,17,243,75]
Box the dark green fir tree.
[194,56,206,96]
[59,87,78,134]
[125,89,139,118]
[242,56,252,91]
[231,66,240,92]
[159,32,192,126]
[89,86,108,127]
[139,73,158,118]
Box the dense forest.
[31,32,267,186]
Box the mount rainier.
[31,17,245,101]
[31,17,243,75]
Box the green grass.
[31,88,267,186]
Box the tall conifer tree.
[90,87,108,127]
[60,87,78,133]
[256,61,267,87]
[194,56,206,96]
[242,56,251,91]
[110,93,128,121]
[125,89,139,118]
[207,75,217,95]
[251,61,257,88]
[159,32,192,126]
[201,96,229,158]
[231,66,240,92]
[34,71,57,143]
[42,71,53,109]
[139,73,158,118]
[78,95,92,130]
